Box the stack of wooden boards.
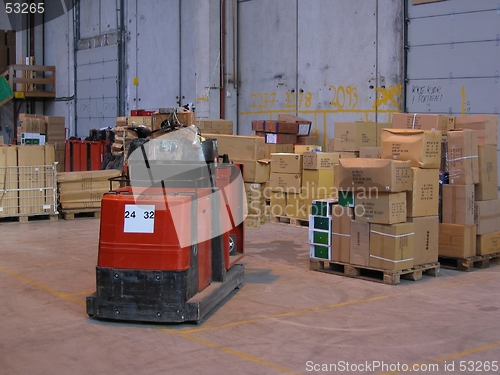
[57,169,121,211]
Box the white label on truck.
[123,204,155,233]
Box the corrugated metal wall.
[237,0,404,146]
[405,0,499,182]
[36,0,497,153]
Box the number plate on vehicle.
[123,204,155,233]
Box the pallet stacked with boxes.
[57,170,121,219]
[310,121,443,284]
[439,115,500,270]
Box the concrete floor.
[1,217,499,375]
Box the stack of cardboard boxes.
[203,133,269,228]
[18,114,66,172]
[113,115,153,156]
[57,170,121,211]
[196,119,233,135]
[449,115,500,257]
[309,124,443,271]
[0,145,57,217]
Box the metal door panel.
[134,1,181,109]
[76,45,118,136]
[407,41,498,79]
[408,0,498,18]
[297,0,378,145]
[237,0,297,135]
[405,78,499,114]
[408,10,498,46]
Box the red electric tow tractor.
[86,126,245,323]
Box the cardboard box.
[392,113,454,136]
[441,184,475,226]
[359,147,381,158]
[406,168,439,217]
[376,123,392,146]
[325,141,359,158]
[269,172,301,192]
[55,150,65,172]
[476,231,500,256]
[475,145,498,201]
[263,132,297,144]
[206,134,266,160]
[336,158,412,193]
[116,116,153,129]
[331,206,352,263]
[333,122,377,152]
[286,193,329,220]
[0,146,18,216]
[245,183,266,216]
[294,145,322,154]
[296,136,318,145]
[447,130,479,185]
[438,224,476,258]
[474,199,500,235]
[303,152,339,170]
[59,190,109,203]
[232,159,270,183]
[56,169,122,183]
[270,191,287,217]
[253,120,299,134]
[354,192,407,225]
[196,119,233,135]
[369,222,414,270]
[58,180,112,193]
[19,117,46,134]
[455,114,498,146]
[17,145,46,214]
[301,169,335,197]
[264,143,294,159]
[152,110,195,130]
[277,114,312,135]
[270,153,302,174]
[244,214,261,229]
[380,129,441,169]
[350,220,370,266]
[408,216,439,265]
[60,201,101,210]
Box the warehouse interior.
[1,1,500,374]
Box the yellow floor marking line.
[377,341,500,375]
[181,295,390,334]
[0,257,95,271]
[162,328,302,375]
[0,268,86,306]
[181,273,500,334]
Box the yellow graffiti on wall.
[461,85,466,116]
[243,84,403,147]
[372,84,402,109]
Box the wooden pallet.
[270,215,309,228]
[61,208,101,220]
[310,259,440,285]
[0,213,58,224]
[438,253,500,271]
